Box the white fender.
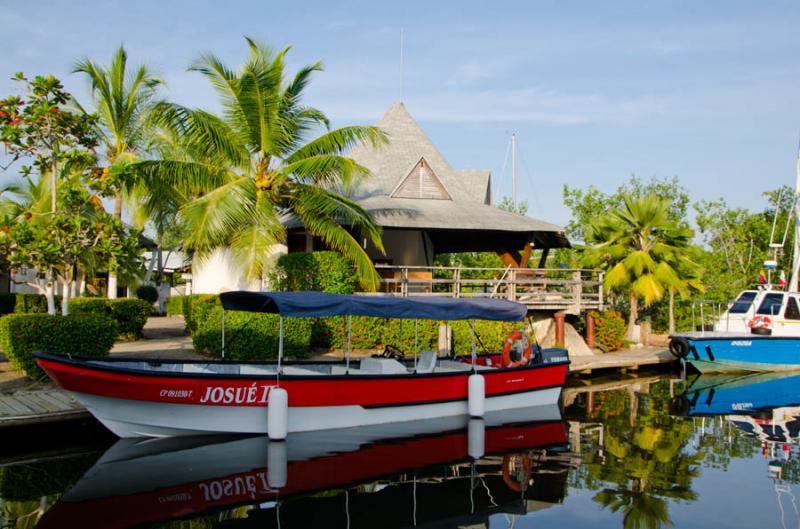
[468,374,485,417]
[267,387,288,440]
[468,418,485,459]
[267,440,287,489]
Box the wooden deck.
[371,265,604,314]
[0,389,89,428]
[569,348,676,375]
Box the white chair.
[416,350,437,373]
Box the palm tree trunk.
[107,193,123,299]
[626,291,640,342]
[669,287,676,335]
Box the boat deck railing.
[366,265,604,314]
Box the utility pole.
[511,132,517,209]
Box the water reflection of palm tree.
[575,380,700,529]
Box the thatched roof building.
[287,102,569,268]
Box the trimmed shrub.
[14,293,62,314]
[183,294,219,334]
[69,297,112,316]
[166,295,184,316]
[451,320,522,355]
[135,284,159,304]
[192,306,314,360]
[0,314,118,380]
[269,251,358,294]
[589,310,626,352]
[311,316,517,355]
[110,299,153,339]
[68,297,152,339]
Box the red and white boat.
[35,291,569,438]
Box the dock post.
[554,311,566,347]
[586,313,595,350]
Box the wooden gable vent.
[391,157,451,200]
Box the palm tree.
[134,38,387,289]
[73,46,164,298]
[582,194,697,340]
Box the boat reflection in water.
[675,371,800,484]
[38,404,569,529]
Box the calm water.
[3,371,800,529]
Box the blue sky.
[2,0,799,228]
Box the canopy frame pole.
[221,307,226,359]
[413,319,418,372]
[399,318,403,354]
[470,320,477,373]
[346,315,352,374]
[277,316,284,380]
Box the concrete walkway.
[111,316,200,359]
[570,347,675,374]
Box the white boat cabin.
[715,289,800,336]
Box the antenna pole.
[399,29,404,102]
[511,132,517,208]
[789,136,800,292]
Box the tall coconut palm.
[73,46,164,298]
[582,194,697,340]
[134,39,387,289]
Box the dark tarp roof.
[219,291,526,322]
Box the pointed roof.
[349,102,483,204]
[288,102,570,250]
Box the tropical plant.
[582,194,698,339]
[133,38,388,289]
[0,176,141,314]
[73,45,164,297]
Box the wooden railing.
[368,265,604,314]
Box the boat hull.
[36,354,568,437]
[678,335,800,373]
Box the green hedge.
[68,297,152,339]
[269,251,358,294]
[0,314,118,380]
[183,294,219,334]
[192,306,313,360]
[166,295,184,316]
[312,316,520,355]
[0,293,63,315]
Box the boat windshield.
[729,291,758,314]
[756,293,784,316]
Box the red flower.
[10,118,21,125]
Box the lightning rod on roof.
[399,29,405,102]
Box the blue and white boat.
[668,149,800,373]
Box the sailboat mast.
[788,139,800,292]
[511,132,517,208]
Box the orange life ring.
[748,315,772,329]
[502,331,533,368]
[502,454,532,492]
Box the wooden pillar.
[537,247,550,268]
[586,313,595,349]
[554,311,566,347]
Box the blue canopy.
[219,291,527,322]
